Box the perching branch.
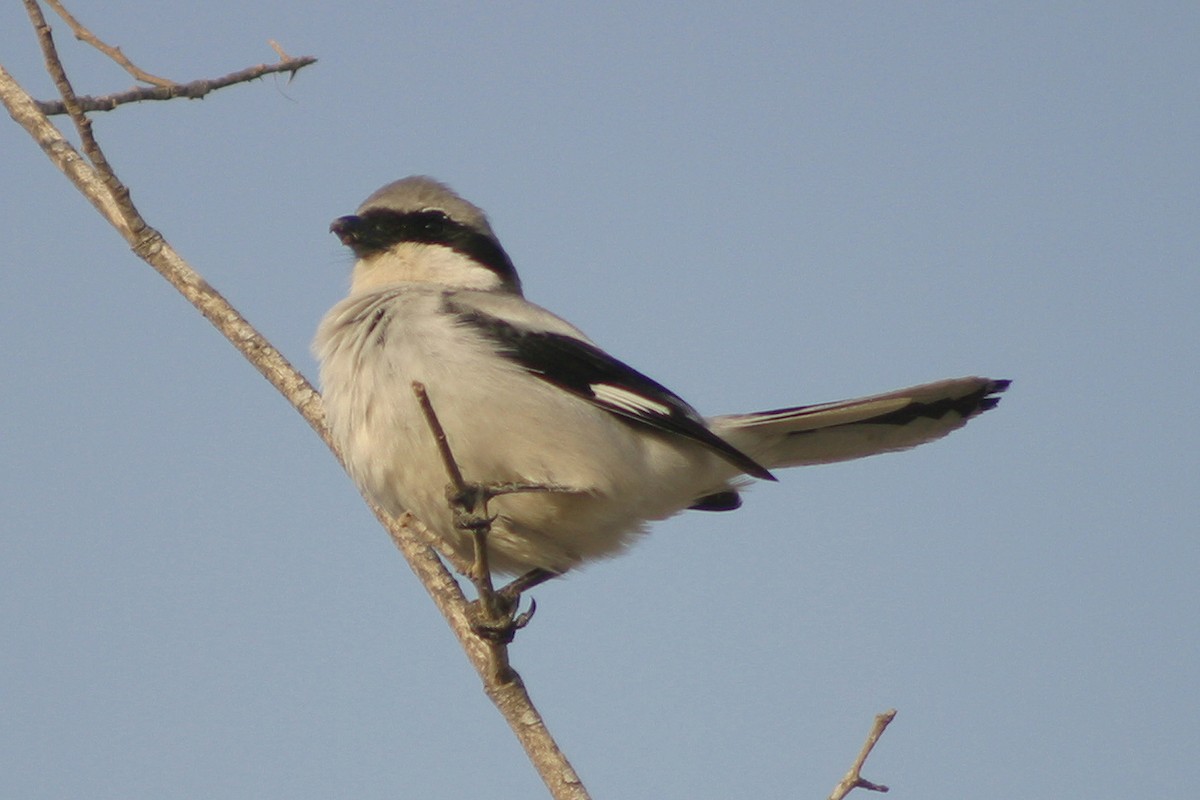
[376,512,589,800]
[0,6,586,799]
[827,709,897,800]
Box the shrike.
[315,176,1008,579]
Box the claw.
[453,510,498,533]
[468,595,537,644]
[512,597,537,630]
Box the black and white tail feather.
[315,176,1010,576]
[713,376,1009,471]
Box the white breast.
[314,286,730,574]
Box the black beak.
[330,215,361,245]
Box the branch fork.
[32,1,316,116]
[827,709,897,800]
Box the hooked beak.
[329,215,361,246]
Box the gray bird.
[315,176,1008,580]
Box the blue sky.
[2,3,1197,798]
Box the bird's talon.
[512,597,537,630]
[453,511,497,534]
[468,593,535,643]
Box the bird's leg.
[497,568,561,605]
[412,381,573,643]
[443,482,517,641]
[448,484,568,643]
[446,482,497,584]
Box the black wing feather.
[448,304,774,480]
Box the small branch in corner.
[44,0,175,86]
[827,709,897,800]
[35,55,318,115]
[32,0,313,115]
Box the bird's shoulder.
[440,289,593,342]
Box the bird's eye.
[422,211,449,235]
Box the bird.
[314,176,1008,584]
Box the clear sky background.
[2,3,1196,798]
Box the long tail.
[710,377,1009,469]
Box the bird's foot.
[469,593,537,644]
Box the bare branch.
[2,64,121,225]
[34,55,317,116]
[8,13,885,799]
[412,381,471,497]
[2,67,327,445]
[44,0,174,86]
[268,39,292,61]
[24,0,118,187]
[410,382,538,650]
[407,507,476,578]
[827,709,897,800]
[379,513,589,800]
[32,0,315,116]
[1,28,588,800]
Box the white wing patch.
[591,383,674,417]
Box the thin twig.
[24,0,123,201]
[412,381,469,494]
[410,381,539,659]
[827,709,897,800]
[44,0,174,86]
[34,56,317,115]
[410,378,571,593]
[409,380,493,592]
[410,380,502,623]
